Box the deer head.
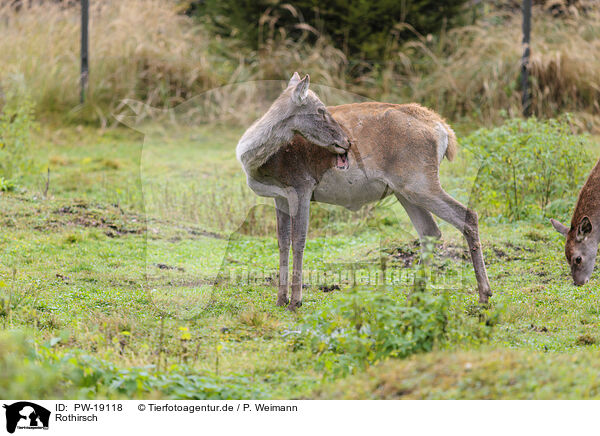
[283,72,350,154]
[551,216,598,286]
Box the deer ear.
[292,74,310,105]
[288,72,301,87]
[550,218,568,237]
[577,216,593,241]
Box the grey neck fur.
[236,91,294,174]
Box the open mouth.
[336,151,349,170]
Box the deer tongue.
[336,152,349,170]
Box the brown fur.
[566,157,600,264]
[329,102,457,162]
[571,158,600,230]
[257,136,333,185]
[260,103,457,189]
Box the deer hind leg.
[289,191,312,311]
[395,193,442,266]
[399,185,492,303]
[275,198,291,306]
[395,193,442,241]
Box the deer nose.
[334,140,349,151]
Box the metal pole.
[521,0,531,117]
[80,0,89,104]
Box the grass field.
[2,121,600,399]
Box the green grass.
[315,349,600,399]
[1,122,600,399]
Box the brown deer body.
[237,73,492,310]
[551,158,600,285]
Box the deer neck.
[236,106,295,175]
[573,159,600,232]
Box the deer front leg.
[289,191,312,311]
[275,198,291,306]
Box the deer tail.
[436,121,458,163]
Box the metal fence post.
[81,0,89,104]
[521,0,532,117]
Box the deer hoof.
[276,296,289,307]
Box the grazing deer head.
[551,158,600,286]
[551,216,598,286]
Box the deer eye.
[575,256,582,265]
[317,107,326,117]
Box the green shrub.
[296,288,450,377]
[0,96,37,187]
[0,177,17,192]
[59,355,264,400]
[192,0,470,60]
[0,332,78,398]
[56,353,266,399]
[0,331,265,399]
[461,116,593,222]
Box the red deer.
[236,72,492,310]
[551,158,600,285]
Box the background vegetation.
[0,0,599,127]
[193,0,470,60]
[463,116,592,221]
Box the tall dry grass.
[0,0,350,124]
[386,6,600,128]
[0,1,230,123]
[1,1,599,128]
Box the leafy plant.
[462,116,593,222]
[0,177,16,192]
[0,332,79,398]
[0,331,266,399]
[58,353,266,399]
[296,288,450,377]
